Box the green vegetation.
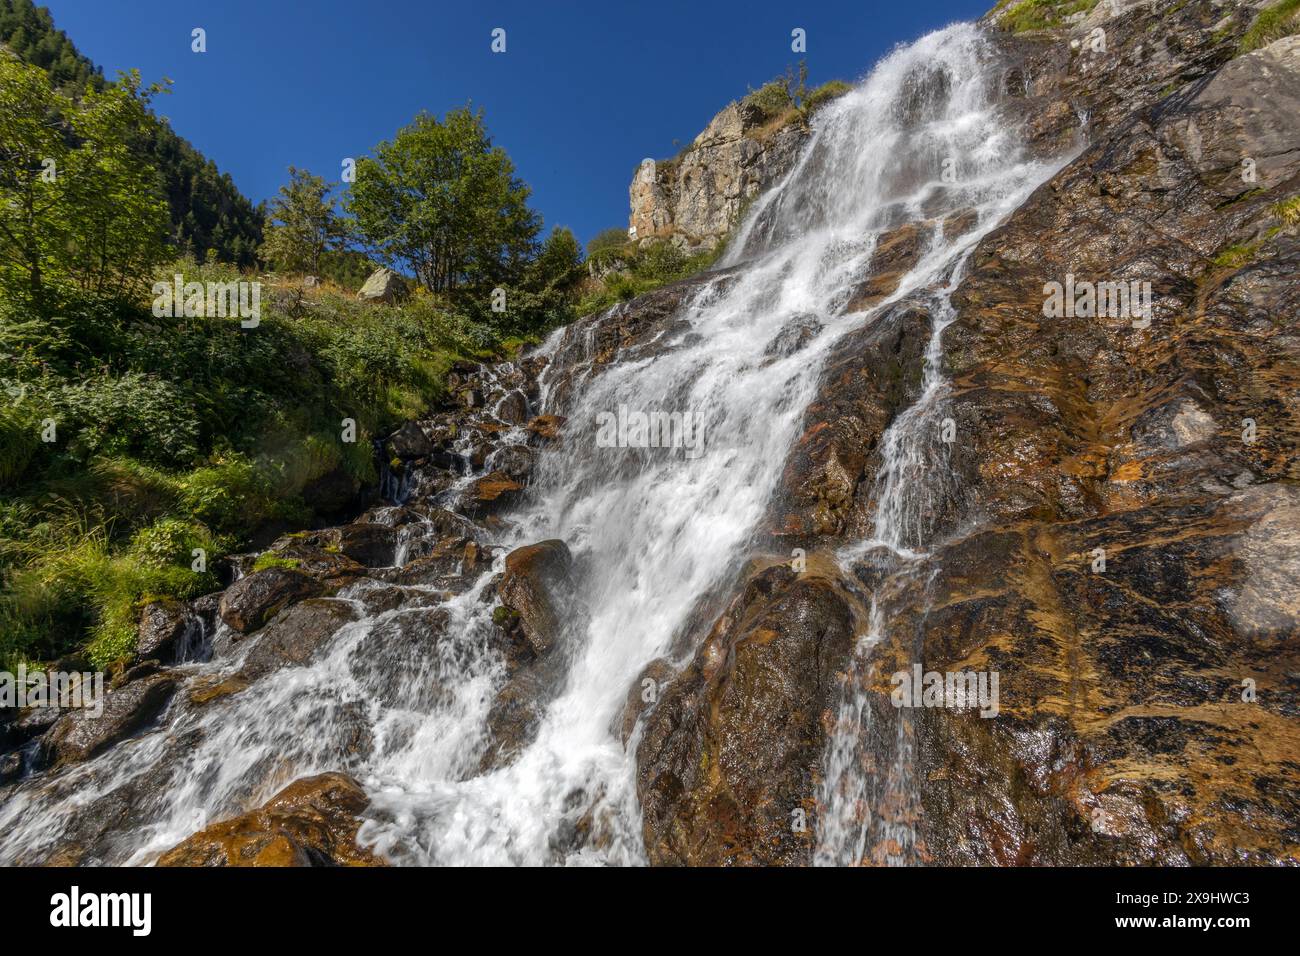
[1210,242,1260,269]
[577,237,724,316]
[996,0,1101,33]
[1240,0,1300,53]
[260,167,347,279]
[348,107,541,295]
[250,555,301,573]
[0,9,587,672]
[0,56,170,305]
[742,62,852,134]
[0,0,265,267]
[0,269,504,670]
[1271,194,1300,227]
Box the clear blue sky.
[43,0,991,246]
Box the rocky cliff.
[628,100,811,253]
[635,0,1300,865]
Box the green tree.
[1,0,264,267]
[347,106,541,294]
[0,56,170,304]
[260,166,343,276]
[528,226,584,294]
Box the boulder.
[239,599,360,681]
[41,673,179,767]
[464,471,524,513]
[486,444,534,482]
[157,773,380,867]
[525,415,566,442]
[261,533,368,584]
[136,600,195,663]
[388,420,435,460]
[356,267,408,304]
[493,389,529,425]
[335,522,400,568]
[497,540,574,657]
[218,567,324,634]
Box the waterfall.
[0,22,1071,866]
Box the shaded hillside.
[0,0,264,266]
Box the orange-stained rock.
[157,772,381,867]
[525,414,566,441]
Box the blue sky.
[44,0,991,246]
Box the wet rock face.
[218,566,325,634]
[863,26,1300,864]
[477,540,578,771]
[942,33,1300,531]
[541,270,732,414]
[862,485,1300,865]
[41,673,179,768]
[238,599,361,681]
[157,773,380,867]
[636,564,853,865]
[136,600,196,663]
[627,5,1300,867]
[771,298,933,539]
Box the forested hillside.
[0,0,264,266]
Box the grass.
[1270,195,1300,226]
[0,259,544,671]
[250,555,301,572]
[1240,0,1300,53]
[576,240,725,317]
[997,0,1101,33]
[1210,242,1260,269]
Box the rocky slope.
[1,0,1295,867]
[633,0,1300,865]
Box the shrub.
[1272,195,1300,226]
[52,372,203,468]
[744,79,794,122]
[128,517,218,569]
[177,454,279,534]
[804,80,853,114]
[0,402,41,487]
[587,228,632,258]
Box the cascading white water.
[0,22,1071,866]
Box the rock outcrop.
[157,773,380,866]
[636,563,855,865]
[629,101,811,253]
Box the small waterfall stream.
[0,22,1073,866]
